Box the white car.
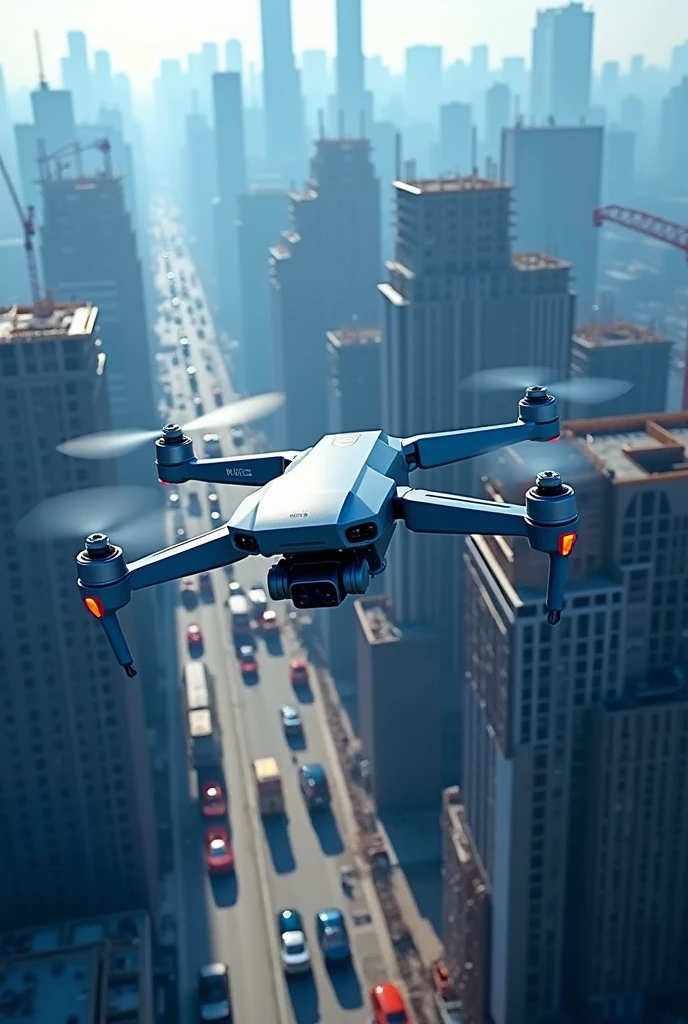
[280,929,311,974]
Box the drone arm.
[396,486,530,537]
[402,421,541,470]
[157,451,300,487]
[127,526,247,591]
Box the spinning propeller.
[56,392,285,460]
[460,367,633,405]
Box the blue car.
[299,763,331,810]
[315,908,351,964]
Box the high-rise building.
[335,0,365,136]
[444,411,688,1024]
[237,185,289,396]
[485,83,512,165]
[530,2,594,125]
[93,50,115,112]
[0,64,18,241]
[270,138,381,450]
[569,322,671,418]
[405,46,443,125]
[259,0,306,183]
[15,82,77,214]
[501,124,602,320]
[601,128,635,204]
[354,596,442,810]
[0,303,157,928]
[184,111,217,293]
[40,165,156,490]
[61,30,92,123]
[301,49,330,133]
[379,177,574,779]
[658,77,688,194]
[212,72,246,346]
[438,103,473,175]
[225,38,243,74]
[369,121,397,260]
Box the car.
[277,909,311,974]
[197,963,232,1022]
[166,271,174,279]
[239,645,258,676]
[228,580,244,595]
[204,827,234,874]
[171,296,180,307]
[167,488,180,506]
[280,705,303,736]
[248,585,268,617]
[198,328,206,339]
[200,780,227,818]
[179,335,189,349]
[289,658,309,686]
[187,624,203,650]
[370,982,410,1024]
[187,366,199,392]
[299,763,331,809]
[231,426,245,448]
[199,572,213,598]
[193,396,205,414]
[259,609,279,632]
[188,491,202,516]
[180,577,197,607]
[212,386,224,407]
[315,908,351,964]
[161,250,169,259]
[207,492,222,522]
[174,514,186,540]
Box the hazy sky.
[0,0,682,91]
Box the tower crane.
[593,204,688,408]
[0,151,44,309]
[38,137,113,182]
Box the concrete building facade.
[0,304,158,929]
[530,2,594,125]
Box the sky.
[0,0,682,91]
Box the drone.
[74,385,579,677]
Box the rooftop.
[394,177,509,196]
[512,251,571,271]
[563,411,688,483]
[0,304,98,344]
[354,597,401,645]
[574,321,666,347]
[0,910,150,1024]
[327,327,381,348]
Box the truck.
[184,660,211,712]
[252,757,284,815]
[188,708,221,769]
[228,593,252,640]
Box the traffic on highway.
[150,207,411,1024]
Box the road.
[151,206,385,1024]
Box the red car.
[239,648,258,677]
[370,982,409,1024]
[200,781,227,818]
[187,624,203,650]
[204,827,234,874]
[289,658,309,686]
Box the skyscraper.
[15,81,76,214]
[270,138,381,450]
[40,163,156,490]
[501,124,602,320]
[61,30,92,123]
[530,2,594,125]
[438,103,473,175]
[0,302,157,928]
[405,45,443,125]
[93,50,115,112]
[445,411,688,1024]
[659,76,688,194]
[212,71,247,345]
[184,110,217,292]
[225,38,243,74]
[237,185,289,395]
[485,83,511,164]
[259,0,306,183]
[0,65,18,240]
[335,0,365,136]
[379,177,574,778]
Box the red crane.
[0,151,43,308]
[593,204,688,408]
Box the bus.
[184,660,211,712]
[252,757,284,815]
[228,593,252,639]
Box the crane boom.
[0,150,41,306]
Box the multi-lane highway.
[150,206,397,1024]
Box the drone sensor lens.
[345,522,377,543]
[233,533,259,552]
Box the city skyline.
[0,0,682,92]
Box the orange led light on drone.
[558,532,577,557]
[84,595,105,618]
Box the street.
[151,205,391,1024]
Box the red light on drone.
[558,532,577,557]
[84,595,105,618]
[549,436,560,443]
[158,479,171,485]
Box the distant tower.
[259,0,306,182]
[335,0,365,136]
[530,2,594,124]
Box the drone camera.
[345,521,378,543]
[292,580,341,609]
[233,532,260,553]
[268,553,371,609]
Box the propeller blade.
[182,392,285,433]
[56,428,159,460]
[56,393,285,460]
[15,486,161,542]
[460,367,633,405]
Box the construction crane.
[0,151,43,308]
[38,137,113,183]
[593,204,688,407]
